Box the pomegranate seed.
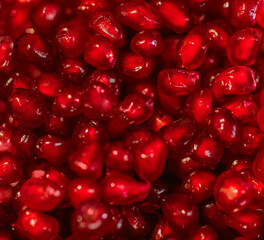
[151,0,191,34]
[67,178,101,208]
[189,225,219,240]
[15,208,59,240]
[130,30,164,58]
[115,0,161,31]
[84,35,118,70]
[177,26,210,70]
[55,21,86,58]
[162,193,199,234]
[20,178,64,211]
[101,171,150,205]
[71,201,110,238]
[8,88,47,128]
[0,35,14,73]
[227,28,262,66]
[88,10,125,47]
[134,135,168,182]
[82,81,118,121]
[229,0,262,28]
[214,170,253,213]
[158,68,200,96]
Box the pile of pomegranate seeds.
[1,0,264,239]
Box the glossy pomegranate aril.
[158,68,200,96]
[162,193,199,234]
[211,66,257,99]
[189,131,224,167]
[117,52,155,79]
[189,225,219,240]
[15,208,59,240]
[177,26,210,70]
[181,170,217,203]
[82,81,118,121]
[8,88,47,128]
[205,20,232,55]
[184,88,212,126]
[101,171,150,205]
[45,113,73,138]
[104,141,134,174]
[130,30,164,58]
[0,152,21,185]
[68,143,103,180]
[71,201,110,239]
[73,118,108,147]
[15,33,53,69]
[223,94,259,123]
[83,70,121,99]
[151,0,191,34]
[207,107,240,146]
[214,170,253,213]
[159,117,198,153]
[252,151,264,183]
[227,28,262,66]
[224,209,263,238]
[67,178,101,208]
[0,185,12,206]
[118,93,154,125]
[33,73,63,100]
[55,21,86,58]
[11,126,37,159]
[115,0,161,31]
[229,0,262,28]
[84,35,117,70]
[0,35,14,73]
[20,178,64,211]
[30,1,61,33]
[147,109,173,133]
[52,85,83,118]
[88,10,125,47]
[35,135,70,165]
[134,135,168,182]
[58,58,89,85]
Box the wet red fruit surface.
[1,0,264,239]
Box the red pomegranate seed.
[101,171,150,205]
[15,208,59,240]
[227,28,262,66]
[162,193,199,234]
[115,0,161,31]
[20,178,64,211]
[151,0,191,34]
[213,170,253,213]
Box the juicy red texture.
[130,30,164,58]
[214,170,253,213]
[15,208,59,240]
[84,35,118,70]
[35,135,70,165]
[8,88,47,128]
[115,0,161,31]
[82,81,118,120]
[162,193,199,234]
[0,36,14,73]
[227,28,262,66]
[68,143,103,180]
[158,68,200,96]
[151,0,191,34]
[134,135,168,182]
[20,178,64,211]
[55,21,86,58]
[67,178,101,208]
[181,170,217,203]
[101,171,150,205]
[88,10,125,47]
[2,0,264,239]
